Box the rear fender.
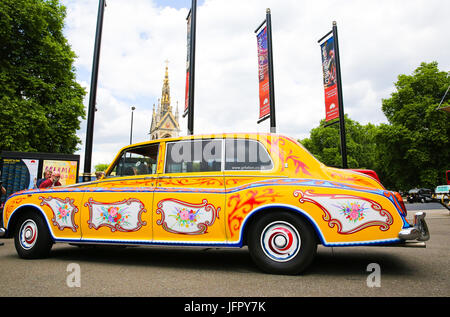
[239,203,325,246]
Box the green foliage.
[94,163,109,172]
[301,62,449,191]
[0,0,86,154]
[375,62,450,190]
[300,115,377,170]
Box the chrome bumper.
[398,212,430,242]
[0,228,5,238]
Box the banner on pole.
[256,25,270,120]
[320,36,339,122]
[184,11,191,117]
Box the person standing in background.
[36,170,52,188]
[39,171,61,189]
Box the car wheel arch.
[240,204,324,246]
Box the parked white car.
[434,185,450,203]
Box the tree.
[300,115,378,170]
[375,62,450,190]
[0,0,85,154]
[94,163,109,172]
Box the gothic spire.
[161,60,171,113]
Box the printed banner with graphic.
[257,26,270,120]
[184,11,191,116]
[1,159,39,195]
[320,36,339,122]
[1,159,39,204]
[42,160,78,186]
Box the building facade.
[149,63,180,140]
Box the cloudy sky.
[61,0,450,171]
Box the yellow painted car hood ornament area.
[0,133,429,274]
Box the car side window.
[107,143,159,177]
[225,139,273,171]
[165,139,222,173]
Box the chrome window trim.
[164,138,223,174]
[162,137,276,174]
[224,138,274,172]
[106,143,160,178]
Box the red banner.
[184,11,191,116]
[185,70,189,115]
[257,26,270,120]
[321,36,339,121]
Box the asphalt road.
[405,201,449,211]
[0,206,448,299]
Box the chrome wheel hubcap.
[19,220,38,250]
[261,221,301,262]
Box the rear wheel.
[248,211,317,275]
[14,211,53,259]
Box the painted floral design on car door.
[156,198,220,235]
[85,198,147,232]
[39,196,79,232]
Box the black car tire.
[248,211,317,275]
[14,211,53,259]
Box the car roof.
[118,132,281,152]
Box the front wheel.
[14,211,53,259]
[247,211,317,275]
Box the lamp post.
[186,0,197,135]
[332,21,348,169]
[266,8,276,134]
[83,0,106,182]
[130,106,135,144]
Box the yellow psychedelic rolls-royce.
[0,133,429,274]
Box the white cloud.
[62,0,450,172]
